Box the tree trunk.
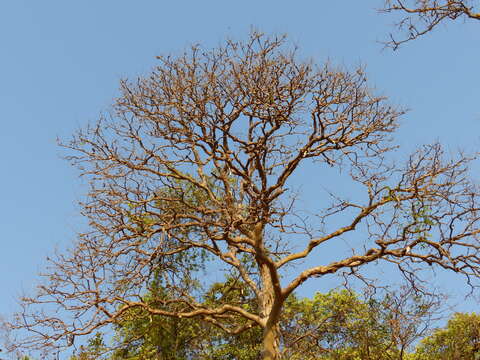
[255,222,283,360]
[259,263,282,360]
[262,318,281,360]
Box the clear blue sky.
[1,0,479,323]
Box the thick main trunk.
[259,264,282,360]
[255,224,283,360]
[262,318,281,360]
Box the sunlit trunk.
[259,263,282,360]
[262,318,281,360]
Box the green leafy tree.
[413,312,480,360]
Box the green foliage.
[413,312,480,360]
[109,275,261,360]
[283,290,399,360]
[110,273,205,360]
[70,333,106,360]
[72,288,437,360]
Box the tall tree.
[381,0,480,48]
[5,32,480,360]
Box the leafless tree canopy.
[5,32,480,359]
[381,0,480,48]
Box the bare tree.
[4,32,480,360]
[380,286,444,359]
[381,0,480,48]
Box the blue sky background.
[1,0,479,334]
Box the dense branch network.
[4,32,480,359]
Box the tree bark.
[259,262,283,360]
[262,318,281,360]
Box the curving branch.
[381,0,480,48]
